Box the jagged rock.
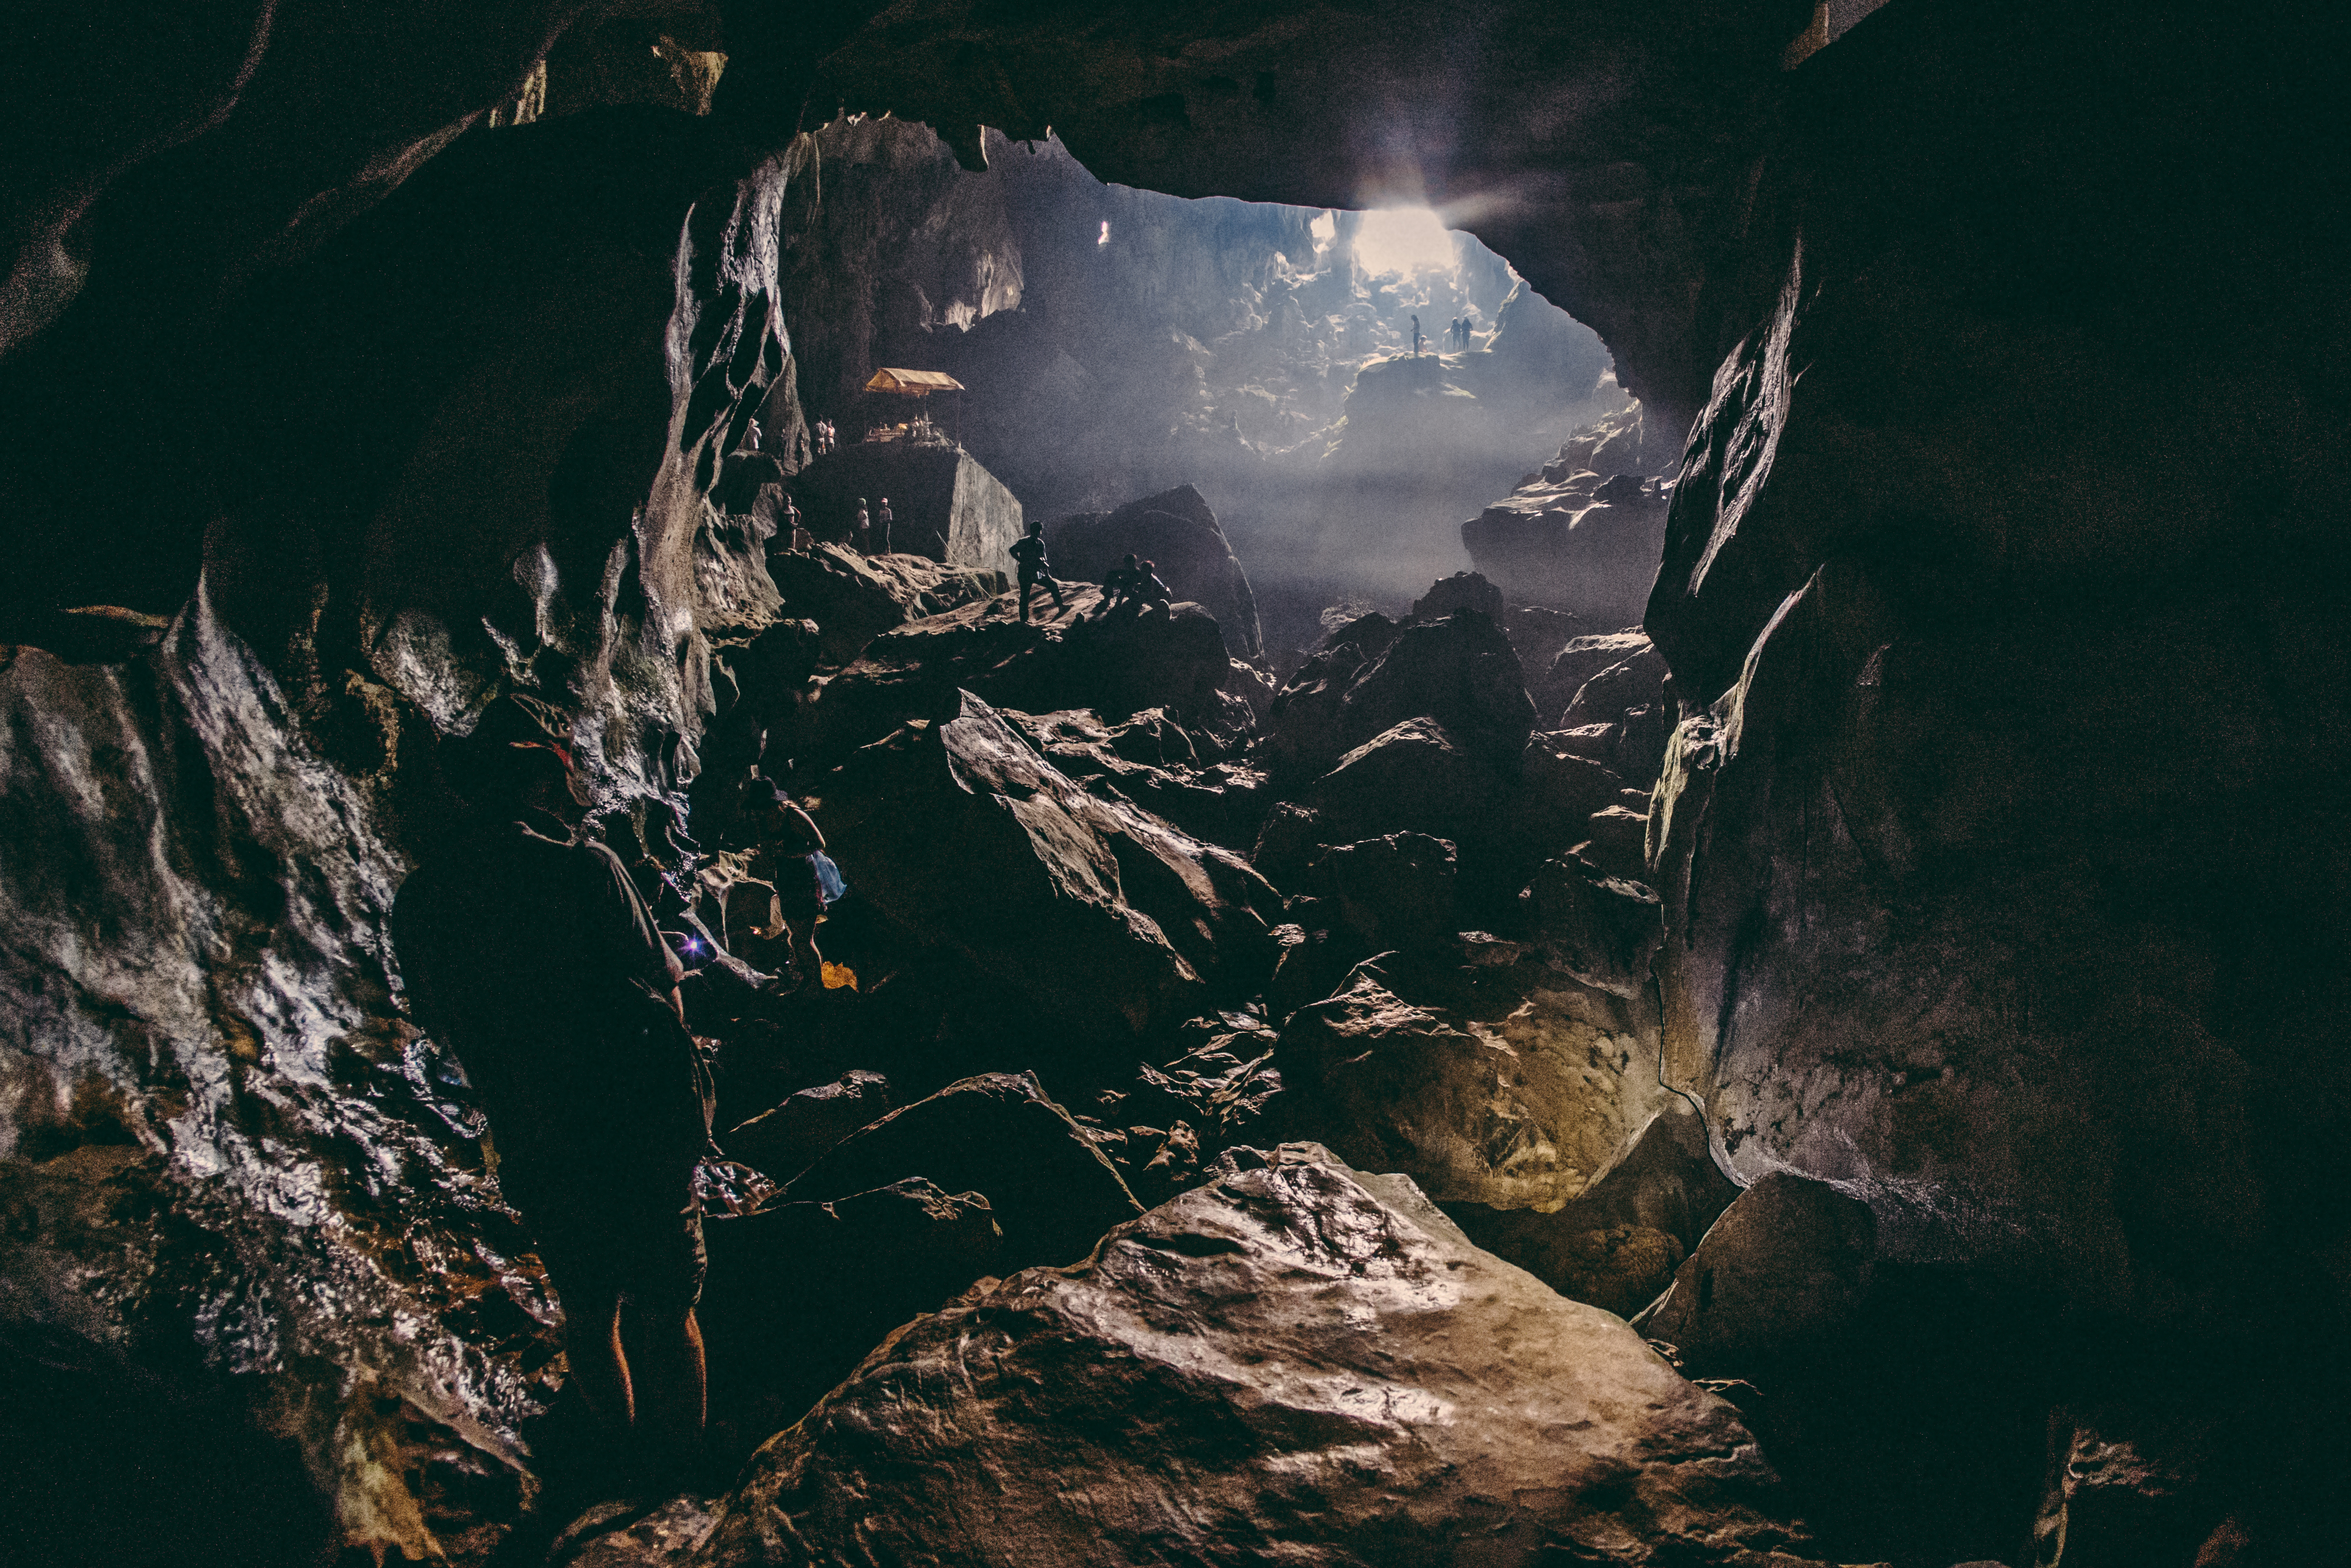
[1562,639,1668,729]
[700,1178,1004,1451]
[812,590,1233,762]
[1510,734,1629,862]
[1263,920,1360,1025]
[725,1071,893,1185]
[1306,717,1505,846]
[557,1496,723,1568]
[1525,859,1663,997]
[1442,1105,1739,1317]
[1547,629,1655,720]
[1303,832,1458,954]
[695,1145,1827,1568]
[782,1073,1140,1275]
[1637,1172,1878,1372]
[1045,485,1263,658]
[815,694,1280,1040]
[1273,955,1665,1211]
[768,545,1005,669]
[1579,803,1653,882]
[1506,604,1583,711]
[1006,707,1271,851]
[1461,437,1671,627]
[1263,609,1533,780]
[1410,570,1503,621]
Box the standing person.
[1462,308,1476,346]
[781,493,809,553]
[1007,519,1066,622]
[392,702,713,1470]
[854,498,871,554]
[743,416,763,452]
[1411,314,1423,357]
[743,781,843,992]
[876,497,894,554]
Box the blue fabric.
[809,852,848,906]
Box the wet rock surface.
[694,1143,1826,1568]
[812,693,1280,1043]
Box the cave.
[2,2,2343,1566]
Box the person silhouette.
[1411,314,1423,357]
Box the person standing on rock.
[392,700,713,1471]
[1412,314,1423,357]
[855,497,871,554]
[744,781,843,991]
[782,493,809,554]
[1009,518,1067,622]
[877,497,894,554]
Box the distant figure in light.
[877,497,894,553]
[855,497,871,553]
[1009,518,1066,622]
[1412,314,1423,356]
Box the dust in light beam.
[1351,207,1456,277]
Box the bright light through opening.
[1310,210,1336,253]
[1353,207,1454,277]
[1098,220,1110,246]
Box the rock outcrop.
[695,1143,1826,1567]
[814,692,1280,1041]
[1047,485,1263,658]
[813,590,1238,762]
[1273,952,1667,1213]
[1462,405,1674,625]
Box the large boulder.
[1301,832,1458,955]
[694,1145,1827,1568]
[1262,609,1533,781]
[814,692,1281,1040]
[1410,570,1503,621]
[1045,485,1263,658]
[1006,707,1272,852]
[1637,1172,1879,1373]
[812,590,1234,762]
[1304,717,1506,845]
[1545,629,1656,721]
[768,543,1007,669]
[700,1178,1005,1450]
[1273,955,1666,1211]
[782,1071,1142,1274]
[725,1070,894,1185]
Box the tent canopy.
[865,368,965,396]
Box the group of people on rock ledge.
[392,697,846,1484]
[1009,521,1172,624]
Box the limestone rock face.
[1047,485,1263,658]
[694,1144,1826,1568]
[0,597,556,1564]
[786,444,1025,574]
[816,693,1280,1040]
[1006,706,1271,852]
[1275,956,1665,1211]
[767,544,1007,669]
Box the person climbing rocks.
[391,698,714,1471]
[876,497,894,554]
[854,497,871,553]
[742,780,845,991]
[1411,314,1423,357]
[1095,552,1142,618]
[1008,518,1066,622]
[1133,559,1175,615]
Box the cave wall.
[1643,0,2351,1315]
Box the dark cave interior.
[1,2,2346,1566]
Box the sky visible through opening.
[1351,207,1456,277]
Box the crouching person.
[393,700,714,1471]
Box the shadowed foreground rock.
[693,1144,1827,1568]
[816,692,1281,1040]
